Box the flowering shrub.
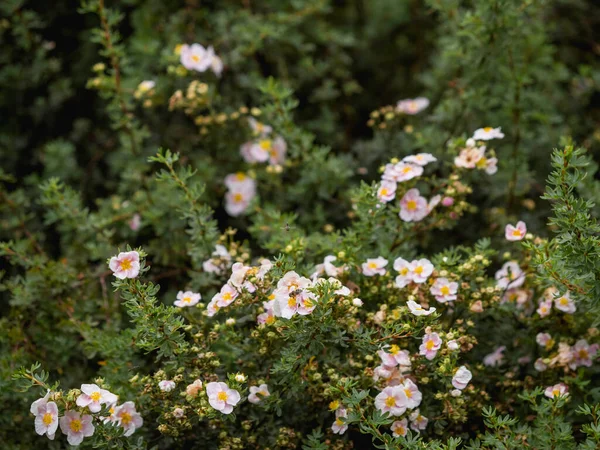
[2,0,600,449]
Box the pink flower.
[257,299,276,325]
[396,97,429,114]
[331,408,348,434]
[213,284,239,308]
[495,261,525,289]
[537,299,553,317]
[113,401,143,436]
[383,162,423,183]
[378,345,411,369]
[544,383,568,399]
[454,141,485,169]
[224,186,255,217]
[409,409,429,431]
[407,300,436,316]
[483,346,506,367]
[505,221,527,241]
[410,258,434,283]
[403,153,437,166]
[419,332,442,360]
[536,333,552,347]
[401,379,422,409]
[33,400,58,440]
[224,172,255,192]
[430,277,458,303]
[206,382,240,414]
[180,43,212,72]
[76,384,118,413]
[248,384,270,404]
[129,213,141,231]
[374,386,408,416]
[377,181,397,203]
[362,257,388,276]
[442,196,454,207]
[59,410,95,446]
[391,418,408,437]
[174,290,201,308]
[452,366,472,390]
[108,250,140,279]
[399,189,429,222]
[159,380,176,392]
[554,291,576,314]
[571,340,599,368]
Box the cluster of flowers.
[206,258,273,316]
[240,118,287,167]
[535,332,599,372]
[30,385,142,446]
[224,172,257,217]
[179,43,223,76]
[376,152,441,222]
[454,127,503,175]
[362,257,459,304]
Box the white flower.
[180,43,212,72]
[495,261,525,290]
[30,391,51,416]
[399,189,429,222]
[409,258,434,283]
[331,408,348,434]
[59,411,95,446]
[225,185,256,217]
[447,340,460,351]
[34,400,59,440]
[213,284,239,308]
[452,366,472,390]
[174,290,201,308]
[396,97,429,114]
[76,384,118,413]
[206,382,240,414]
[403,153,437,166]
[544,383,568,399]
[409,409,429,431]
[108,251,140,279]
[248,384,270,404]
[206,46,223,76]
[362,257,388,276]
[407,300,436,316]
[401,379,422,409]
[391,418,408,437]
[393,257,412,288]
[554,291,576,314]
[472,127,505,140]
[113,401,143,436]
[159,380,176,392]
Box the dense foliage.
[1,0,600,448]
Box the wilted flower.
[407,300,436,316]
[495,261,525,290]
[186,379,203,397]
[571,340,599,368]
[536,333,552,347]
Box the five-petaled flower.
[206,382,240,414]
[505,221,527,241]
[59,410,95,446]
[174,290,201,308]
[76,384,118,413]
[109,251,140,279]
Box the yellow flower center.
[483,127,493,132]
[329,400,340,410]
[70,419,82,432]
[233,193,243,203]
[368,262,378,269]
[579,349,589,359]
[426,340,435,350]
[266,316,275,325]
[235,172,246,181]
[268,293,275,300]
[559,297,568,306]
[287,297,296,308]
[183,297,192,303]
[120,412,132,425]
[440,286,450,296]
[394,424,405,435]
[385,397,396,407]
[191,54,201,63]
[259,139,272,151]
[303,298,313,308]
[552,389,560,397]
[389,344,400,355]
[217,391,228,402]
[335,418,344,426]
[414,266,423,275]
[404,388,412,398]
[222,292,232,301]
[406,200,417,210]
[380,188,389,196]
[119,259,132,271]
[512,229,522,236]
[90,391,101,402]
[402,166,412,174]
[42,412,53,426]
[476,157,488,168]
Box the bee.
[281,222,294,232]
[289,289,303,297]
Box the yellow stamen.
[42,412,53,426]
[483,127,493,132]
[120,412,132,425]
[70,419,82,432]
[385,397,396,407]
[90,391,101,402]
[119,259,132,271]
[217,391,228,402]
[440,286,450,296]
[406,200,417,210]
